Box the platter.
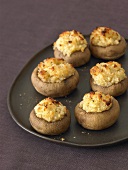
[7,36,128,147]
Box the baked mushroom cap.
[54,47,91,67]
[53,30,90,67]
[29,108,71,135]
[29,98,71,135]
[90,37,127,60]
[90,77,128,97]
[31,67,79,97]
[90,26,127,60]
[31,58,79,97]
[75,97,120,130]
[90,61,128,96]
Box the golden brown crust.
[90,36,127,60]
[80,91,112,113]
[90,77,128,97]
[29,109,71,135]
[34,97,67,122]
[90,26,121,47]
[53,30,87,57]
[31,67,79,97]
[37,58,75,83]
[75,97,120,130]
[54,47,91,67]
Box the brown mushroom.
[90,77,128,97]
[90,36,127,60]
[31,67,79,98]
[75,97,120,130]
[29,108,71,135]
[54,47,91,67]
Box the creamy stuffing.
[37,58,75,83]
[34,98,67,122]
[53,30,87,57]
[80,92,112,113]
[90,27,121,47]
[90,61,127,87]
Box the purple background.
[1,0,128,169]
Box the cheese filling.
[53,30,87,57]
[90,27,121,47]
[37,58,75,83]
[90,61,127,87]
[80,92,112,113]
[34,98,67,122]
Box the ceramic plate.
[7,36,128,147]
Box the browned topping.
[34,97,67,122]
[80,91,112,113]
[90,26,121,47]
[101,30,107,36]
[37,58,75,83]
[103,99,112,106]
[53,30,87,56]
[101,27,110,36]
[90,61,127,87]
[90,91,95,98]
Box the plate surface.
[7,37,128,147]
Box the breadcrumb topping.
[90,27,121,47]
[53,30,87,57]
[37,58,75,83]
[90,61,127,87]
[34,98,67,122]
[80,92,112,113]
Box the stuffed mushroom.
[29,97,71,135]
[90,26,127,60]
[53,30,91,67]
[90,61,128,97]
[31,58,79,97]
[75,91,120,130]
